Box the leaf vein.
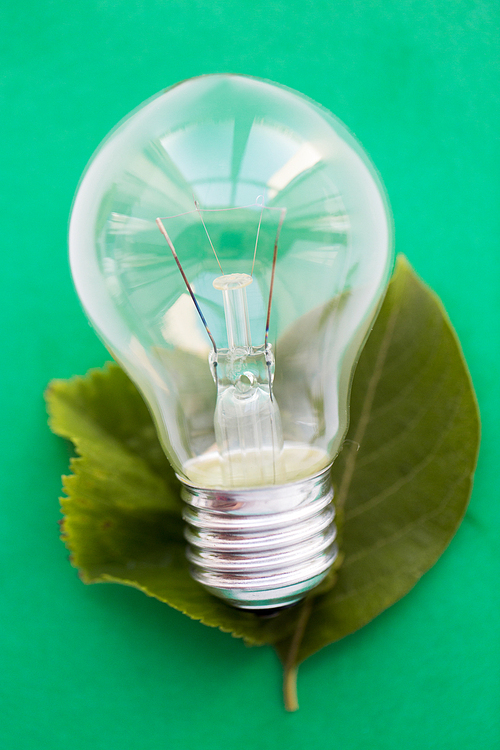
[344,383,466,521]
[355,364,454,469]
[335,293,402,512]
[342,466,471,571]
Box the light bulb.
[69,75,393,611]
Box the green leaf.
[46,365,275,642]
[46,255,480,708]
[275,255,480,707]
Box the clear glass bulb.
[69,75,393,610]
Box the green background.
[1,1,499,748]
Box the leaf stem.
[283,597,313,711]
[283,666,299,712]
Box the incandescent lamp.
[69,74,393,611]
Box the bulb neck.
[180,466,337,610]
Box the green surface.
[1,1,498,748]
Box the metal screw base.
[181,466,338,610]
